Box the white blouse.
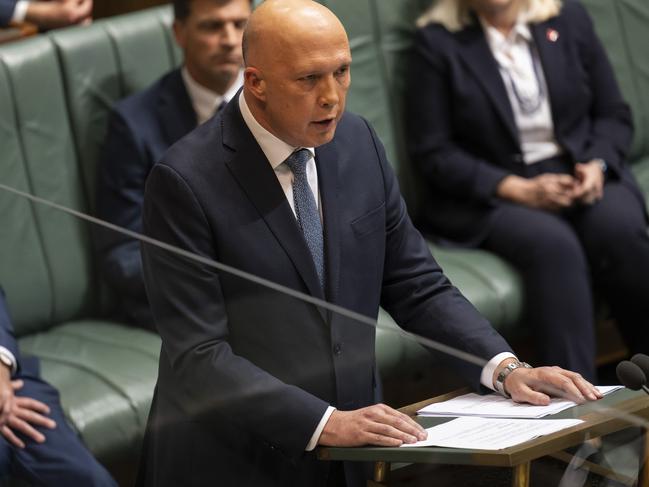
[481,16,563,165]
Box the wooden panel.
[0,22,38,45]
[93,0,169,19]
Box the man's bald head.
[242,0,352,148]
[242,0,348,67]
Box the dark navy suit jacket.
[136,96,512,487]
[0,0,16,26]
[407,0,643,243]
[96,68,196,327]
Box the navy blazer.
[0,290,39,379]
[0,0,16,26]
[407,0,642,242]
[137,96,511,487]
[0,289,19,368]
[96,68,196,327]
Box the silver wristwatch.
[494,360,532,398]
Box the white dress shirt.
[481,15,563,164]
[182,67,243,125]
[238,92,515,451]
[0,346,16,374]
[11,1,29,22]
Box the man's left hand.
[573,161,605,205]
[504,365,602,405]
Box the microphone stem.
[642,385,649,396]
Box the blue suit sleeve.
[95,108,149,300]
[369,120,513,390]
[0,289,19,362]
[0,0,17,26]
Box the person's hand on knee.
[0,380,56,449]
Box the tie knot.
[284,149,311,176]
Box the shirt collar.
[181,67,244,124]
[480,12,532,51]
[238,91,315,170]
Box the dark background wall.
[94,0,168,19]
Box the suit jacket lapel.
[157,69,197,147]
[315,140,341,308]
[457,24,520,146]
[530,17,569,135]
[222,99,327,309]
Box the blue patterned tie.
[283,149,325,290]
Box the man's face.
[174,0,251,92]
[248,29,352,148]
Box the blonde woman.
[407,0,649,381]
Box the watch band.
[592,158,608,175]
[494,361,532,398]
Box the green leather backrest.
[50,24,122,213]
[103,7,176,96]
[0,63,53,331]
[0,37,94,334]
[0,6,178,336]
[157,7,183,67]
[581,0,649,163]
[320,0,399,172]
[317,0,430,215]
[51,6,179,210]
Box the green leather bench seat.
[0,11,173,463]
[18,322,160,462]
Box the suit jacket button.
[333,344,342,356]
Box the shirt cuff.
[480,352,517,391]
[11,1,29,23]
[305,406,336,451]
[0,346,17,375]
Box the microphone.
[616,360,649,395]
[631,353,649,379]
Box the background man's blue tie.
[283,149,325,290]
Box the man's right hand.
[318,404,427,447]
[497,174,577,211]
[0,380,56,449]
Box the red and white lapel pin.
[546,28,560,42]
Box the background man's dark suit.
[0,290,115,486]
[0,0,16,25]
[137,97,512,487]
[96,68,196,328]
[407,0,649,377]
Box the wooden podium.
[318,388,649,487]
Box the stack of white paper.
[400,417,584,450]
[417,385,622,419]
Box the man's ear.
[173,20,187,50]
[244,67,267,102]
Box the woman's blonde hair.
[416,0,562,31]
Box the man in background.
[0,289,116,486]
[96,0,251,329]
[0,0,92,28]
